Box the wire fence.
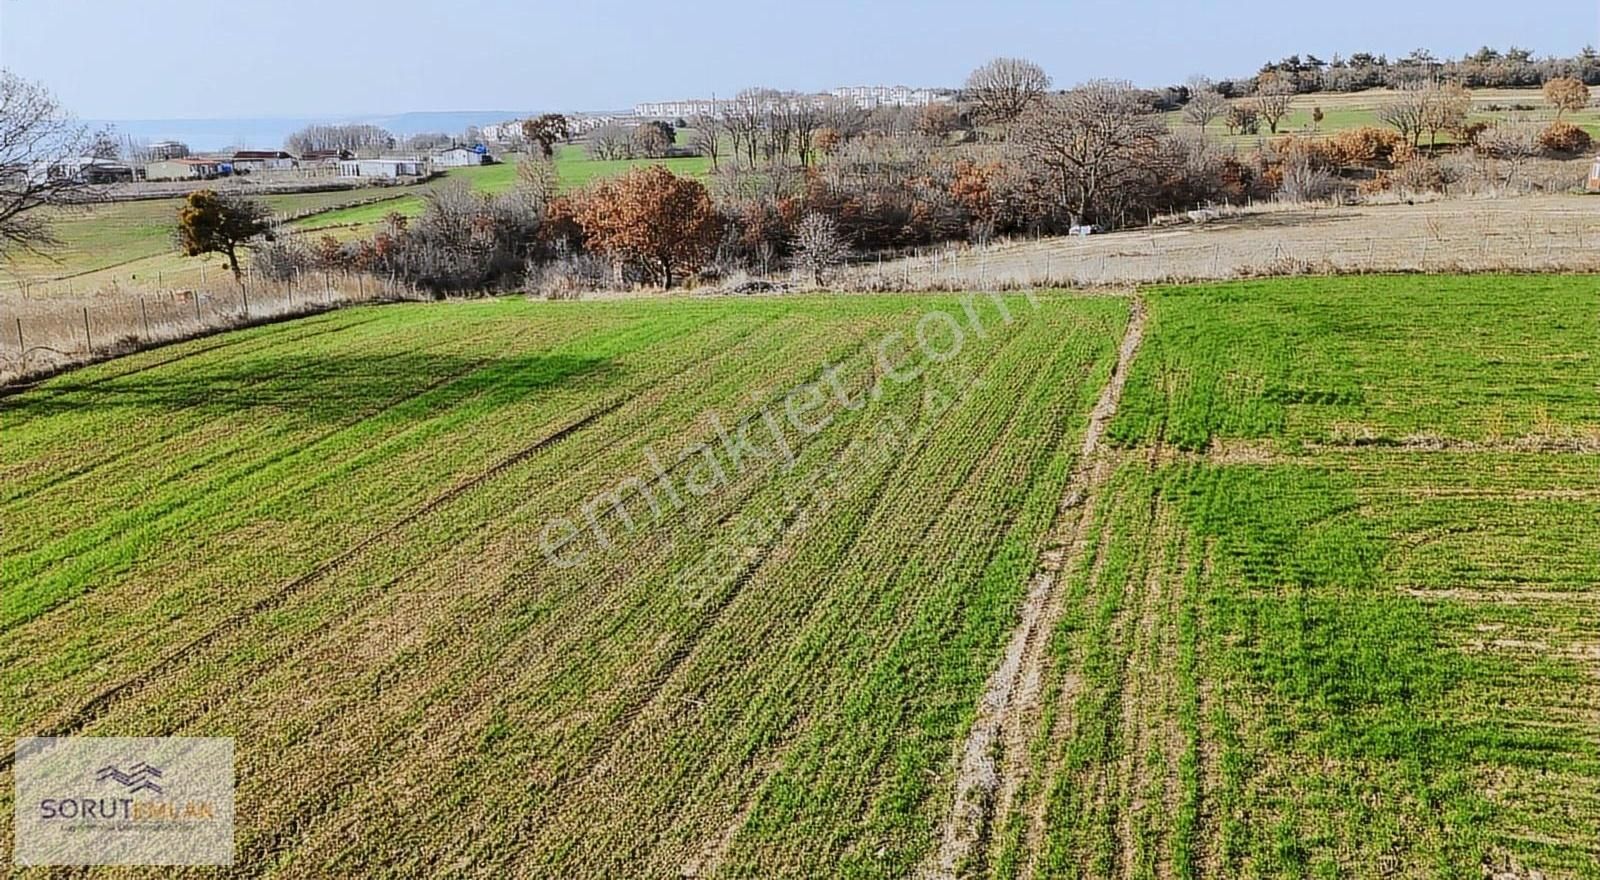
[0,271,430,386]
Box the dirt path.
[927,297,1147,878]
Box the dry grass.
[0,274,431,386]
[843,194,1600,291]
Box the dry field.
[846,195,1600,291]
[3,277,1598,877]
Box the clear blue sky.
[2,0,1596,119]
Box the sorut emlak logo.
[96,762,165,795]
[15,737,235,866]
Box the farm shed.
[337,158,431,179]
[230,150,297,173]
[29,157,137,185]
[433,147,491,167]
[144,158,228,181]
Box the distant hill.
[91,110,544,152]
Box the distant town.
[41,84,951,189]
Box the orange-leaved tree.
[572,166,720,289]
[1544,77,1591,120]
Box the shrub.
[1456,121,1491,146]
[251,237,314,281]
[1324,127,1405,167]
[1538,122,1593,156]
[1389,156,1448,193]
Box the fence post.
[82,307,92,355]
[15,316,23,365]
[194,292,202,324]
[241,285,251,319]
[140,296,150,340]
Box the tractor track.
[927,296,1146,878]
[0,393,630,773]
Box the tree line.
[1232,46,1600,95]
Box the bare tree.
[1183,89,1229,131]
[964,57,1052,131]
[631,122,672,159]
[1017,80,1168,227]
[792,212,849,284]
[514,155,560,213]
[787,95,825,166]
[1475,121,1542,191]
[1421,83,1471,149]
[726,88,777,167]
[1248,78,1297,134]
[588,124,633,161]
[690,113,724,170]
[405,132,454,151]
[285,123,395,155]
[917,102,962,139]
[0,71,101,260]
[819,96,868,141]
[1377,85,1429,147]
[1226,104,1260,136]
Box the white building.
[337,158,430,179]
[434,147,490,168]
[634,99,729,119]
[148,140,190,160]
[480,121,521,143]
[828,85,948,109]
[635,86,950,119]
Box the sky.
[2,0,1597,121]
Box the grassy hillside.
[3,144,712,290]
[293,147,711,234]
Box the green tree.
[177,189,272,281]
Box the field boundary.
[927,297,1146,878]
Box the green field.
[1171,87,1600,144]
[3,277,1597,876]
[990,276,1600,879]
[295,145,712,234]
[0,292,1127,875]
